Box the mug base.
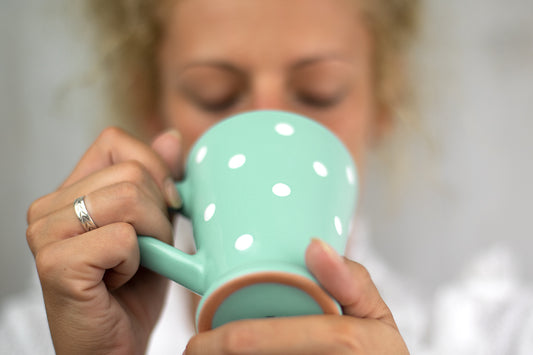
[196,264,341,332]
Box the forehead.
[163,0,368,66]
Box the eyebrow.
[178,53,353,74]
[290,54,353,70]
[178,61,245,76]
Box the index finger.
[184,315,347,355]
[61,127,178,202]
[185,315,404,355]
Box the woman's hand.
[26,127,183,355]
[184,239,409,354]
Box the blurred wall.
[0,1,105,300]
[1,0,532,303]
[364,0,533,291]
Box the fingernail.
[164,177,182,209]
[165,128,182,141]
[311,238,342,261]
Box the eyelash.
[296,93,343,109]
[197,96,240,113]
[181,88,343,113]
[179,86,241,113]
[197,94,342,113]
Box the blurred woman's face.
[158,0,382,170]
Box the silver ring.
[74,196,98,232]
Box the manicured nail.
[164,177,182,209]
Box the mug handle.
[137,180,206,295]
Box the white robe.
[1,216,532,354]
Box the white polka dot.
[346,166,355,185]
[235,234,254,251]
[313,161,328,177]
[204,203,216,222]
[272,183,291,197]
[196,146,208,163]
[228,154,246,169]
[275,123,294,136]
[334,216,343,236]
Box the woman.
[26,0,418,353]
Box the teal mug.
[138,110,358,331]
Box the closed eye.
[295,91,345,108]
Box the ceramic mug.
[138,110,358,331]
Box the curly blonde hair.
[85,0,419,137]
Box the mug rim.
[196,269,341,332]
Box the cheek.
[320,99,377,172]
[331,120,372,172]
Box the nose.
[247,76,290,112]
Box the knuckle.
[110,223,137,251]
[107,181,148,226]
[120,160,150,186]
[115,181,144,206]
[26,219,44,251]
[111,221,136,237]
[329,319,364,353]
[26,202,37,225]
[97,126,126,144]
[34,245,59,280]
[26,196,45,224]
[353,262,373,285]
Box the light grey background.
[1,0,532,303]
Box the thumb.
[151,129,184,180]
[305,239,396,326]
